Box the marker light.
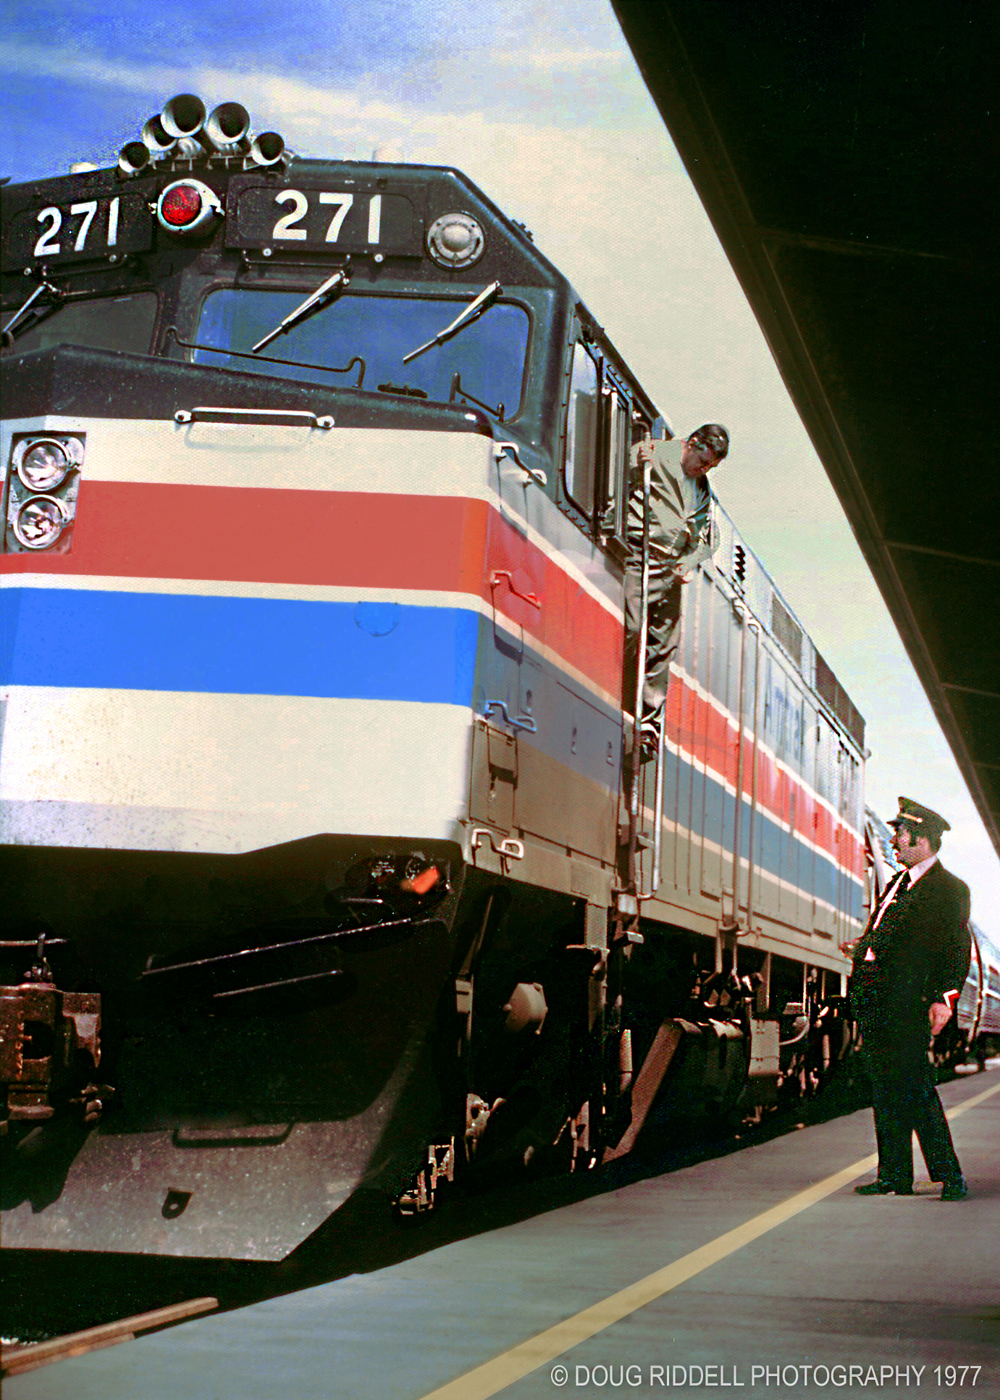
[6,435,83,555]
[16,439,73,491]
[160,184,201,226]
[156,179,222,235]
[400,866,441,896]
[13,496,67,550]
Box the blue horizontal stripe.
[0,588,480,704]
[662,745,865,922]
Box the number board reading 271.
[1,192,153,271]
[226,180,418,255]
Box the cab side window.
[563,337,649,551]
[564,342,600,514]
[602,373,632,540]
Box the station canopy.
[612,0,1000,856]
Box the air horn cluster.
[117,94,286,177]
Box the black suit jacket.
[851,860,971,1036]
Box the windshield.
[194,288,530,418]
[2,292,158,355]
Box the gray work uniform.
[624,439,715,716]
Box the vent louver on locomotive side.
[814,649,865,750]
[770,592,802,668]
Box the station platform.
[6,1068,999,1400]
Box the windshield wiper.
[251,266,351,354]
[402,281,502,364]
[2,278,63,339]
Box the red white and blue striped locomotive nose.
[0,413,625,857]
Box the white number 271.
[270,191,382,244]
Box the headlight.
[13,496,67,550]
[16,438,73,491]
[426,213,485,269]
[6,434,84,555]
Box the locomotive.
[1,95,876,1262]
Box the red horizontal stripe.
[666,673,864,877]
[0,482,488,591]
[486,509,622,699]
[1,481,623,700]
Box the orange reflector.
[400,866,440,895]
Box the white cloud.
[0,39,184,96]
[490,45,627,72]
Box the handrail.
[174,405,334,428]
[626,451,652,903]
[635,706,666,901]
[743,620,762,935]
[470,827,525,861]
[490,570,541,609]
[481,699,536,733]
[729,596,749,928]
[494,441,547,488]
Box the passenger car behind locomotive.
[3,96,869,1260]
[958,925,1000,1066]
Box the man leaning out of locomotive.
[850,797,972,1201]
[624,424,729,754]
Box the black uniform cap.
[887,797,950,836]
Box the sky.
[2,0,998,940]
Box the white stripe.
[1,572,480,605]
[0,687,473,854]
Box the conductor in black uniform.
[851,798,971,1200]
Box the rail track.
[2,1299,218,1380]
